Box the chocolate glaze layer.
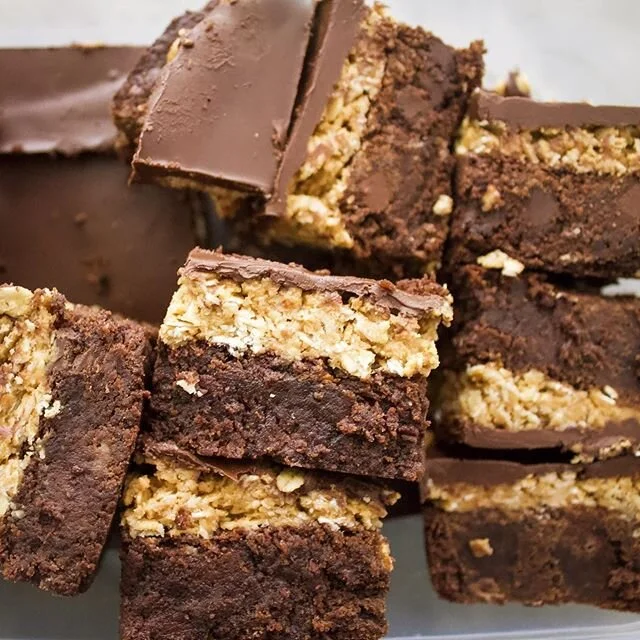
[422,448,640,493]
[183,248,452,317]
[133,0,317,193]
[440,419,640,457]
[470,89,640,129]
[268,0,366,215]
[0,47,142,155]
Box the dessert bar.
[450,90,640,279]
[434,265,640,460]
[149,248,452,480]
[114,1,484,276]
[120,444,396,639]
[0,285,151,594]
[423,447,640,610]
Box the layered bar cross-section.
[120,444,397,639]
[450,90,640,278]
[113,1,484,277]
[149,249,452,480]
[434,265,640,460]
[422,447,640,610]
[0,285,151,594]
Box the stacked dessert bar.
[424,90,640,609]
[120,247,452,639]
[114,0,484,278]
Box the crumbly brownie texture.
[111,2,217,151]
[425,506,640,610]
[0,286,150,595]
[121,526,391,640]
[120,454,394,639]
[423,454,640,610]
[149,341,428,480]
[0,46,142,155]
[152,250,451,480]
[450,90,640,278]
[0,155,209,324]
[434,265,640,459]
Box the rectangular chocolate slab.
[0,286,151,595]
[450,90,640,279]
[149,249,451,481]
[434,265,640,460]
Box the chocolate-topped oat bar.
[434,265,640,460]
[450,90,640,279]
[0,285,151,595]
[422,446,640,610]
[120,444,396,639]
[113,1,484,276]
[148,248,452,480]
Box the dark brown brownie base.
[112,1,218,149]
[0,306,151,595]
[445,265,640,408]
[424,505,640,610]
[450,154,640,278]
[149,341,428,481]
[121,524,390,640]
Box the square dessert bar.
[0,285,151,595]
[113,1,484,277]
[149,249,452,481]
[120,444,397,640]
[422,447,640,610]
[450,90,640,279]
[434,265,640,460]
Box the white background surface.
[0,1,639,638]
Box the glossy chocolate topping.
[133,0,317,193]
[423,447,640,491]
[268,0,366,215]
[470,89,640,129]
[183,248,453,317]
[0,46,142,154]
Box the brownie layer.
[0,46,142,154]
[149,341,428,480]
[121,525,390,640]
[0,154,208,324]
[434,265,640,457]
[424,505,640,610]
[451,91,640,278]
[0,290,151,595]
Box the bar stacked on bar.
[120,247,452,638]
[0,285,151,595]
[423,91,640,610]
[113,0,484,277]
[0,47,211,324]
